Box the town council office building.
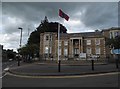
[38,23,120,61]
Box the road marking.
[7,72,119,79]
[0,73,7,78]
[4,67,9,71]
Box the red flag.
[59,9,69,21]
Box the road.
[2,72,119,87]
[2,61,18,71]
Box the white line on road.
[7,72,120,79]
[4,67,9,71]
[0,67,10,78]
[0,73,7,79]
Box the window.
[87,40,91,45]
[110,32,113,39]
[50,35,52,41]
[114,31,120,37]
[49,47,52,54]
[64,48,68,56]
[45,46,48,53]
[64,41,68,46]
[59,48,61,56]
[74,48,79,54]
[75,42,79,46]
[46,35,49,41]
[59,41,61,46]
[95,39,100,45]
[86,47,91,54]
[96,47,100,54]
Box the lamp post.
[18,27,23,48]
[18,27,23,66]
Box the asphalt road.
[2,72,119,87]
[2,61,18,71]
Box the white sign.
[91,55,98,60]
[79,53,86,59]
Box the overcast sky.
[0,2,118,52]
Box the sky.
[0,1,119,52]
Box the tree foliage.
[27,16,67,45]
[106,36,120,49]
[18,44,39,57]
[18,16,67,59]
[2,49,16,62]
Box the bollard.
[58,60,61,72]
[92,60,94,71]
[18,60,20,66]
[116,59,119,69]
[18,58,20,66]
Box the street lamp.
[18,27,23,48]
[18,27,23,66]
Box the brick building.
[38,18,120,61]
[40,28,120,61]
[102,27,120,59]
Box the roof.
[102,27,120,32]
[68,31,102,37]
[59,31,103,40]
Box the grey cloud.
[1,2,118,51]
[3,2,118,30]
[80,2,118,29]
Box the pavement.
[6,60,120,76]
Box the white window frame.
[59,47,61,56]
[50,35,52,41]
[49,47,52,54]
[46,35,49,41]
[86,40,91,45]
[95,47,100,54]
[64,48,68,56]
[59,41,61,46]
[86,47,91,54]
[95,39,100,45]
[64,41,68,46]
[45,46,49,54]
[74,48,79,54]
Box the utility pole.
[18,27,23,66]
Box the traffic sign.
[112,49,120,54]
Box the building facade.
[39,27,120,61]
[0,45,3,63]
[39,31,102,60]
[102,27,120,58]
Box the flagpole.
[58,8,69,72]
[58,22,61,72]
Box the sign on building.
[79,53,86,60]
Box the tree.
[106,36,120,49]
[27,16,67,45]
[18,16,68,62]
[18,44,39,57]
[27,16,67,57]
[18,44,39,62]
[2,49,16,62]
[114,36,120,49]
